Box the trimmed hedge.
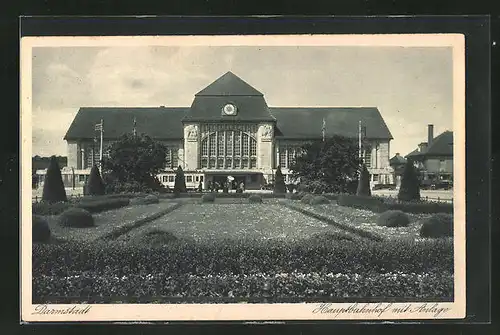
[377,210,410,228]
[309,195,329,205]
[248,195,263,203]
[301,194,314,205]
[419,213,453,238]
[130,195,159,206]
[57,208,94,228]
[386,201,453,214]
[201,193,216,203]
[32,238,453,302]
[139,229,178,246]
[337,194,387,213]
[76,198,130,213]
[33,201,71,216]
[285,193,302,200]
[32,215,51,243]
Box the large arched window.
[200,130,257,169]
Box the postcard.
[21,33,465,322]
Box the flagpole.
[322,118,326,142]
[358,120,362,167]
[99,119,103,168]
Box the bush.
[274,166,286,194]
[32,215,51,243]
[174,166,187,195]
[376,210,410,227]
[58,208,94,228]
[356,164,371,197]
[309,195,329,205]
[201,193,216,203]
[248,195,263,203]
[398,160,421,201]
[419,214,453,238]
[42,156,67,203]
[300,194,314,205]
[337,194,387,212]
[85,165,105,196]
[386,201,453,214]
[33,201,71,216]
[76,198,130,213]
[285,193,302,200]
[130,195,159,206]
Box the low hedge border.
[75,198,131,213]
[160,192,287,199]
[282,202,383,242]
[99,202,184,241]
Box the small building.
[405,124,453,185]
[389,152,407,187]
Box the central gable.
[183,71,276,123]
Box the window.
[364,147,372,168]
[79,175,86,183]
[287,147,296,167]
[168,175,175,182]
[162,176,168,182]
[439,159,446,172]
[200,176,204,182]
[200,129,257,169]
[195,176,199,182]
[372,174,379,182]
[279,148,287,168]
[186,176,193,183]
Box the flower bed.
[43,200,181,243]
[33,237,453,303]
[286,201,430,241]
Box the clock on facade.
[222,103,237,115]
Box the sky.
[31,45,454,157]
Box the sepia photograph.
[21,34,466,321]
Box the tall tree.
[289,136,361,194]
[42,155,67,202]
[356,163,371,196]
[174,166,187,194]
[85,164,105,196]
[274,166,286,193]
[102,133,168,192]
[398,160,421,201]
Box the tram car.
[157,171,205,191]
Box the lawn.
[285,200,433,241]
[45,200,180,243]
[117,203,354,244]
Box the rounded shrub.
[58,208,94,228]
[32,215,51,243]
[376,210,410,227]
[248,195,263,203]
[145,194,160,204]
[300,194,314,205]
[201,193,216,203]
[309,195,329,205]
[419,213,453,238]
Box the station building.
[59,71,394,190]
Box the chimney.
[395,152,400,156]
[418,142,428,153]
[428,124,434,146]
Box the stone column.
[183,124,199,171]
[258,123,274,172]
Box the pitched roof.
[195,71,263,96]
[64,107,189,141]
[270,107,393,140]
[390,154,406,165]
[425,131,453,156]
[405,131,453,158]
[65,106,393,141]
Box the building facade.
[59,71,394,190]
[405,124,453,185]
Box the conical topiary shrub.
[85,165,105,196]
[398,160,421,202]
[173,165,187,195]
[274,166,286,194]
[356,164,371,197]
[42,155,67,203]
